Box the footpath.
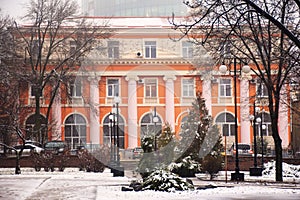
[189,171,300,190]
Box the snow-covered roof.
[83,17,179,28]
[19,16,186,29]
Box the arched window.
[65,114,86,149]
[103,114,125,149]
[215,112,235,136]
[25,114,47,141]
[140,113,162,142]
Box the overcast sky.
[0,0,81,21]
[0,0,29,20]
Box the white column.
[89,76,100,145]
[201,74,212,115]
[52,87,61,140]
[126,75,139,148]
[163,75,176,130]
[279,85,289,148]
[240,75,251,144]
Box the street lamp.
[110,95,124,177]
[261,123,266,168]
[219,57,250,181]
[114,95,121,165]
[109,114,114,163]
[109,111,117,168]
[152,107,159,151]
[249,103,263,176]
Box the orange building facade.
[18,17,291,151]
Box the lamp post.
[249,103,263,176]
[261,123,266,168]
[114,96,121,166]
[110,95,124,177]
[109,114,114,163]
[219,57,250,181]
[152,107,159,151]
[109,111,117,168]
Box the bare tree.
[0,10,21,152]
[9,0,111,144]
[0,9,32,174]
[240,0,300,49]
[170,0,300,182]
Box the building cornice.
[81,58,193,65]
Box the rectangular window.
[219,40,231,58]
[219,79,232,97]
[182,78,194,97]
[222,124,229,136]
[255,123,271,136]
[108,41,120,58]
[182,41,193,58]
[257,82,268,97]
[70,80,82,97]
[32,40,39,57]
[70,40,77,55]
[107,79,119,97]
[30,83,43,97]
[145,78,157,98]
[222,124,235,136]
[145,41,156,58]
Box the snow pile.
[142,169,194,192]
[263,160,300,178]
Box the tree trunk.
[15,151,21,174]
[35,91,42,143]
[270,96,283,182]
[274,138,283,182]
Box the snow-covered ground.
[1,162,300,200]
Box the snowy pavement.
[1,168,300,200]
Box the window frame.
[140,113,162,143]
[70,40,77,55]
[215,112,236,136]
[144,78,157,98]
[64,114,87,149]
[182,78,194,97]
[107,78,120,98]
[182,41,193,58]
[219,79,232,97]
[107,40,120,59]
[144,41,157,58]
[29,83,43,98]
[256,82,268,98]
[70,79,82,98]
[256,112,272,137]
[103,114,125,149]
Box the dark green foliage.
[198,124,223,158]
[138,124,177,179]
[169,156,200,177]
[254,137,269,155]
[176,94,211,162]
[201,154,223,180]
[142,169,194,192]
[138,135,157,178]
[200,125,224,180]
[157,124,175,149]
[156,124,177,166]
[141,135,155,153]
[171,93,223,177]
